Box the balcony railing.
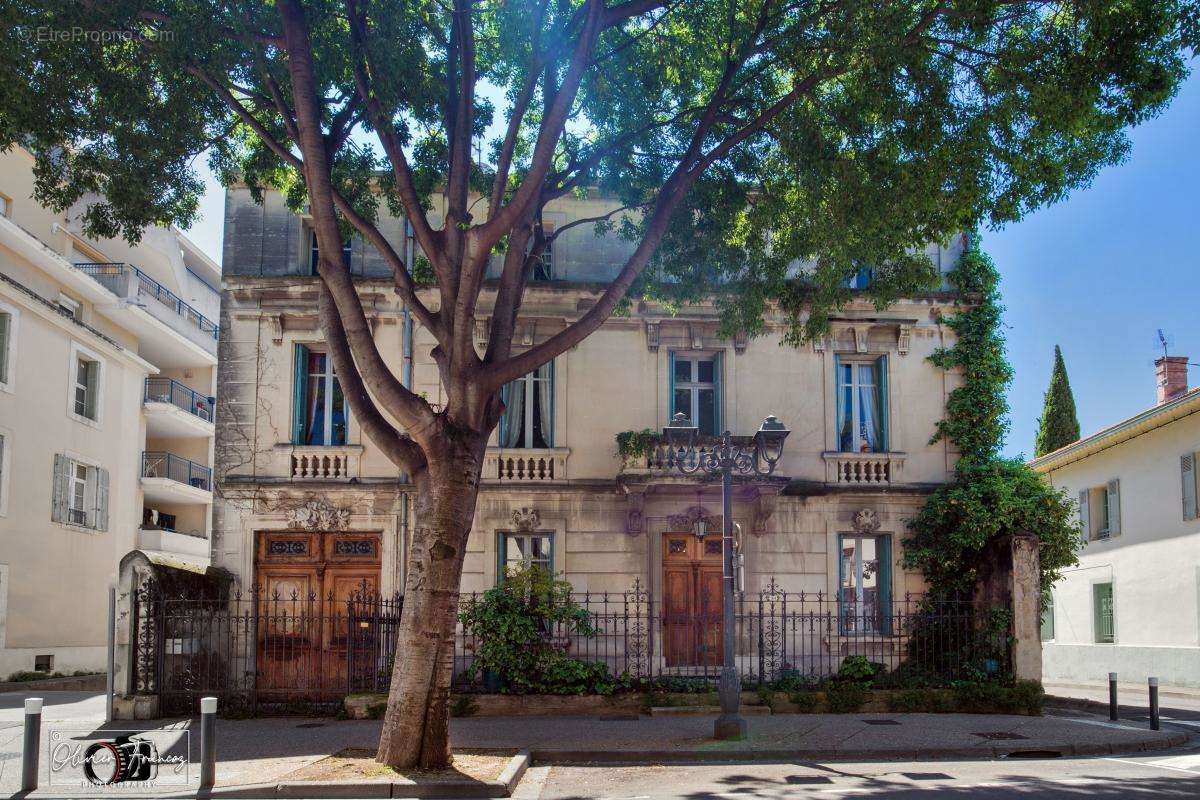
[290,446,358,480]
[822,451,906,485]
[142,451,212,492]
[619,434,755,474]
[144,377,214,421]
[75,262,219,339]
[484,447,570,483]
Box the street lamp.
[662,412,790,739]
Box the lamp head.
[663,411,698,451]
[754,415,790,463]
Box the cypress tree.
[1034,345,1081,457]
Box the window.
[0,304,14,390]
[498,363,553,448]
[0,192,11,217]
[1183,453,1198,521]
[309,230,352,274]
[842,265,873,289]
[1093,582,1115,643]
[1079,480,1121,541]
[838,534,892,635]
[292,344,347,445]
[532,223,555,281]
[50,454,109,531]
[498,531,553,581]
[72,354,99,421]
[670,353,722,436]
[837,356,888,452]
[1040,594,1055,642]
[34,654,53,672]
[0,429,9,517]
[57,294,81,321]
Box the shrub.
[826,681,870,713]
[450,694,479,718]
[769,669,819,693]
[788,691,820,713]
[1010,680,1045,715]
[886,688,951,713]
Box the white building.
[0,146,219,676]
[1032,355,1200,688]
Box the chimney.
[1155,355,1189,405]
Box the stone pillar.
[974,532,1042,683]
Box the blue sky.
[182,70,1200,461]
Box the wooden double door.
[255,530,382,698]
[662,532,724,667]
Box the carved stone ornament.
[286,499,351,531]
[752,492,778,537]
[897,324,912,356]
[644,321,661,352]
[667,505,713,533]
[733,330,749,354]
[511,507,540,532]
[852,508,881,534]
[625,493,646,537]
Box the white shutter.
[1184,454,1198,521]
[0,311,10,384]
[1078,489,1090,543]
[1106,479,1121,536]
[94,467,109,531]
[84,361,99,419]
[51,454,70,523]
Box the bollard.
[22,697,42,793]
[1108,672,1119,721]
[200,696,217,790]
[1149,677,1160,731]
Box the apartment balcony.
[822,451,906,486]
[619,435,754,477]
[141,451,213,504]
[144,377,215,438]
[136,526,211,564]
[74,262,219,366]
[483,447,571,484]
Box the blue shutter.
[713,351,723,434]
[877,355,890,452]
[877,535,893,635]
[292,344,309,444]
[547,360,555,448]
[667,351,677,423]
[498,381,511,445]
[833,355,843,451]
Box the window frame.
[0,191,11,218]
[66,341,104,427]
[0,426,10,518]
[669,352,722,436]
[309,229,353,275]
[835,355,889,453]
[496,530,555,583]
[0,300,18,393]
[1093,581,1115,643]
[292,343,350,446]
[1040,594,1055,642]
[68,461,90,526]
[837,532,893,636]
[57,293,82,321]
[498,362,554,449]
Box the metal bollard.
[22,697,42,793]
[200,696,217,789]
[1109,672,1119,721]
[1149,677,1160,731]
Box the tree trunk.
[376,431,486,769]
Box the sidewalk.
[1045,680,1200,714]
[2,695,1190,798]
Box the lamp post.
[663,412,790,739]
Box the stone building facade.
[213,185,968,672]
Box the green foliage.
[886,688,951,713]
[765,669,820,693]
[458,563,625,695]
[953,679,1045,715]
[648,676,716,694]
[826,681,870,713]
[615,429,660,461]
[836,656,884,684]
[449,694,479,718]
[788,691,821,713]
[1034,346,1082,457]
[908,238,1080,598]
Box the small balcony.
[141,451,213,504]
[144,378,215,438]
[483,447,571,483]
[618,434,754,476]
[822,451,906,486]
[286,445,361,480]
[74,262,219,364]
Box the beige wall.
[1039,404,1200,686]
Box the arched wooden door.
[662,532,724,668]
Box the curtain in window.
[857,363,881,452]
[305,351,326,445]
[536,364,553,447]
[499,380,524,448]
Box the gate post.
[973,532,1042,682]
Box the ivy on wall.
[905,238,1079,598]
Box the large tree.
[2,0,1195,768]
[1035,344,1081,457]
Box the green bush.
[826,681,870,713]
[886,688,951,713]
[836,656,884,684]
[650,676,714,693]
[788,691,820,713]
[458,563,626,695]
[6,671,52,682]
[1010,680,1045,715]
[450,694,479,717]
[768,670,819,693]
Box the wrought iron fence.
[130,578,995,715]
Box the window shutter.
[877,535,893,635]
[1106,479,1121,535]
[292,344,309,444]
[84,361,99,419]
[1078,489,1090,543]
[667,351,676,421]
[877,355,890,451]
[1183,454,1198,521]
[833,354,844,451]
[713,351,723,435]
[546,360,555,448]
[94,467,109,531]
[497,381,510,445]
[51,454,70,523]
